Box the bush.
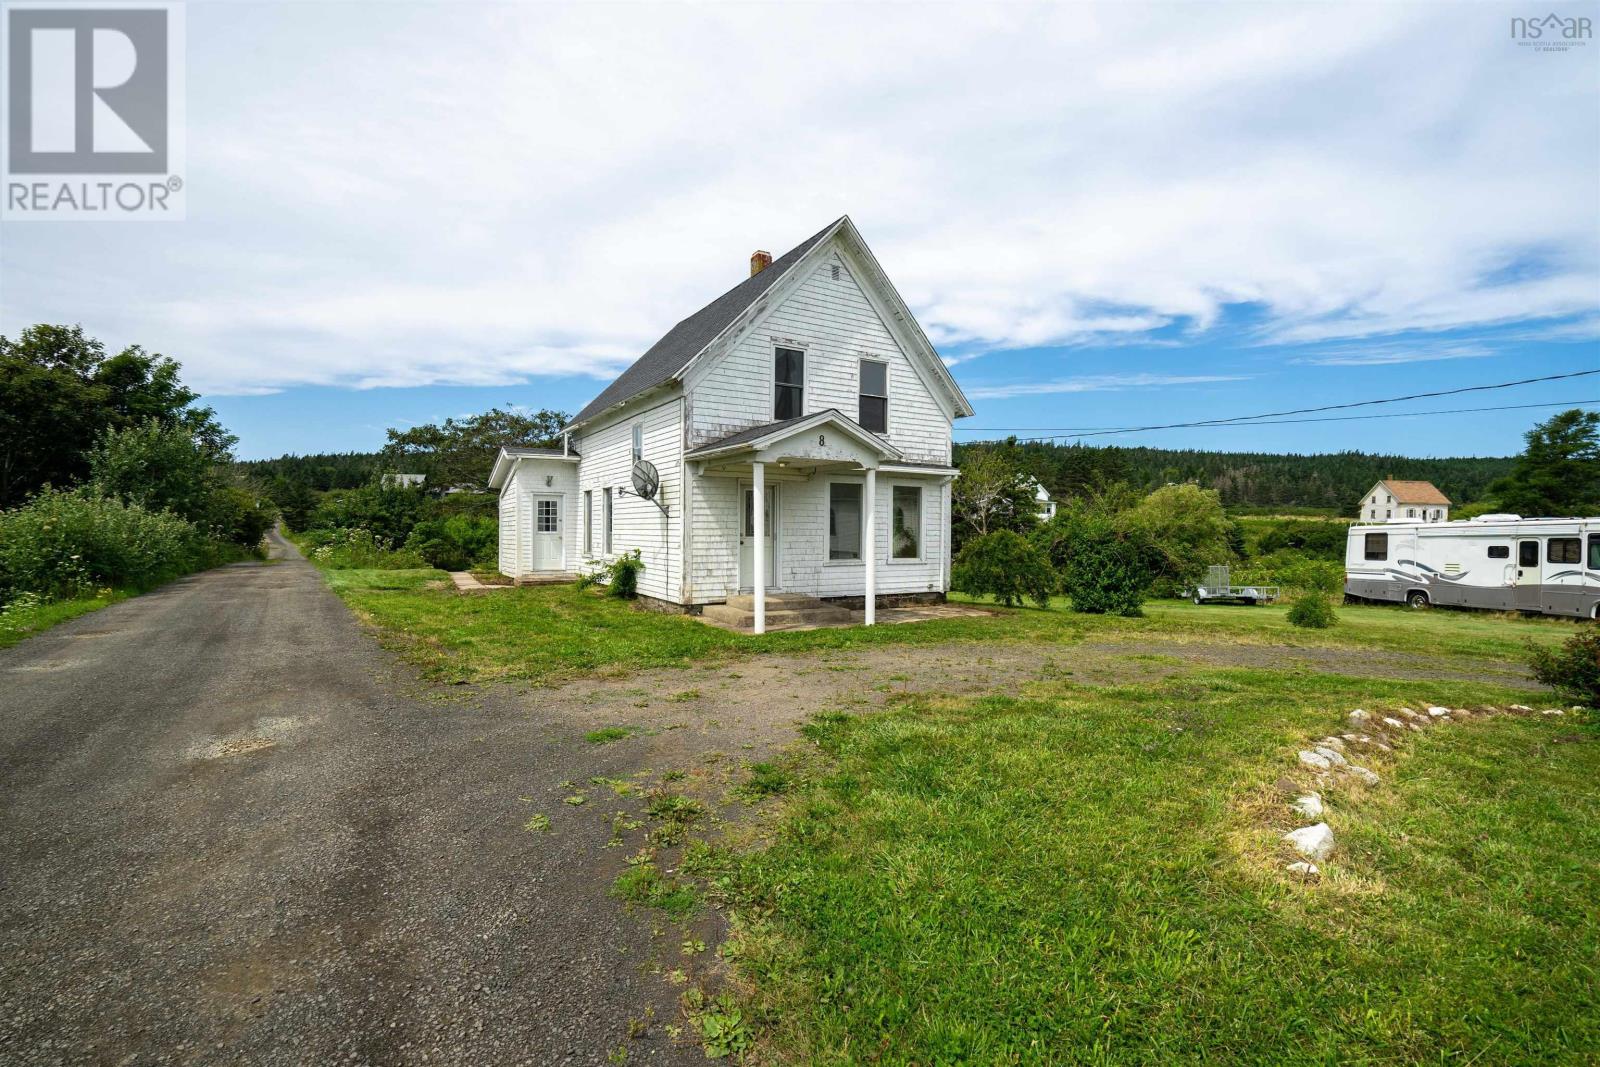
[0,488,203,603]
[300,527,428,569]
[606,549,644,599]
[308,485,433,545]
[1287,593,1337,629]
[405,515,497,571]
[1254,520,1350,560]
[1530,632,1600,706]
[1118,483,1234,595]
[203,484,276,547]
[951,530,1054,608]
[1232,551,1344,595]
[1061,530,1149,616]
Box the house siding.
[572,397,684,601]
[498,471,520,575]
[497,458,580,576]
[685,250,951,465]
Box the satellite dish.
[631,459,660,500]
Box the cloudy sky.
[2,0,1597,458]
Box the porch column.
[864,467,876,626]
[752,460,765,635]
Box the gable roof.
[488,444,579,489]
[1377,479,1451,506]
[567,219,841,428]
[565,216,974,430]
[685,409,903,462]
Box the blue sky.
[4,1,1597,460]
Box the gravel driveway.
[0,535,707,1066]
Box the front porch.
[685,410,957,634]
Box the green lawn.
[0,590,129,650]
[316,567,1574,684]
[700,671,1599,1064]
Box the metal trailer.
[1190,564,1279,605]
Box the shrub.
[1530,632,1600,706]
[405,514,497,571]
[203,484,276,547]
[1117,483,1233,595]
[1254,520,1350,560]
[308,485,433,545]
[1061,530,1149,616]
[0,488,201,603]
[1232,551,1344,595]
[606,549,644,599]
[951,530,1054,608]
[1287,593,1337,629]
[302,527,428,569]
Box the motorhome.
[1344,515,1600,619]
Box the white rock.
[1345,765,1380,786]
[1313,746,1349,767]
[1286,861,1320,877]
[1427,706,1450,718]
[1381,716,1408,730]
[1510,704,1532,712]
[1348,709,1372,726]
[1291,792,1324,818]
[1318,736,1347,751]
[1299,750,1332,771]
[1285,822,1336,861]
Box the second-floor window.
[631,423,643,462]
[858,359,888,433]
[774,346,804,420]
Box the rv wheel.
[1406,590,1430,610]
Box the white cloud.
[1290,342,1497,367]
[1,2,1594,395]
[966,373,1250,401]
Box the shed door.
[531,495,563,571]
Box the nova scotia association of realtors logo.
[1510,11,1593,50]
[3,2,185,219]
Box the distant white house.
[1031,479,1056,521]
[381,472,427,489]
[1359,478,1450,523]
[488,216,974,632]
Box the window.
[858,359,888,433]
[583,490,593,554]
[891,486,921,559]
[631,424,643,462]
[1518,541,1539,567]
[536,499,558,534]
[1487,544,1509,559]
[1363,532,1388,561]
[828,483,862,560]
[1385,509,1391,518]
[603,488,613,554]
[774,347,804,420]
[1548,538,1580,564]
[1590,535,1600,570]
[1407,508,1415,518]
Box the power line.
[956,368,1600,441]
[958,398,1600,435]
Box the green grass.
[0,590,129,649]
[312,568,1575,685]
[709,672,1599,1064]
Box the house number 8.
[818,434,826,446]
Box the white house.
[1031,479,1056,521]
[1359,478,1451,523]
[489,216,975,632]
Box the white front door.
[738,485,777,591]
[531,494,563,571]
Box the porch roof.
[685,409,904,466]
[488,445,580,489]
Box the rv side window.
[1548,538,1580,565]
[1486,545,1509,559]
[1363,533,1387,561]
[1590,535,1600,570]
[1518,541,1539,567]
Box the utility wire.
[958,398,1600,436]
[956,368,1600,441]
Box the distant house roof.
[564,216,974,431]
[566,219,842,428]
[1380,479,1451,506]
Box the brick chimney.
[750,250,772,277]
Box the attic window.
[774,346,804,420]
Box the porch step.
[701,595,853,632]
